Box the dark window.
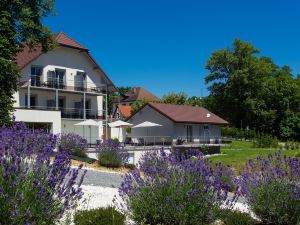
[25,95,37,108]
[31,66,42,86]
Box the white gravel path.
[78,185,121,210]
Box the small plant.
[238,152,300,225]
[58,133,88,157]
[119,150,234,225]
[97,139,129,168]
[218,209,257,225]
[253,135,278,148]
[74,206,126,225]
[0,122,86,224]
[125,163,136,170]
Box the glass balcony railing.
[21,75,107,94]
[16,105,105,120]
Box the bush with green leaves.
[74,206,126,225]
[253,135,278,148]
[218,209,257,225]
[97,139,129,168]
[58,133,88,158]
[238,152,300,225]
[119,150,234,225]
[0,122,86,224]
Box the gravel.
[78,168,123,188]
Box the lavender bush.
[119,150,235,225]
[96,139,129,168]
[58,132,88,157]
[238,151,300,225]
[0,122,86,224]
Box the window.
[31,66,42,86]
[25,95,37,108]
[47,69,65,88]
[46,99,55,109]
[75,71,85,91]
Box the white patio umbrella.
[132,121,162,128]
[75,119,99,146]
[132,121,162,144]
[108,120,133,141]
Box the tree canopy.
[205,39,300,140]
[0,0,56,125]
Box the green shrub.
[253,135,278,148]
[125,163,136,170]
[74,206,126,225]
[58,133,88,157]
[98,150,123,168]
[97,139,129,168]
[218,209,257,225]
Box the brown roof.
[114,87,159,103]
[54,32,87,50]
[133,102,228,125]
[15,32,116,92]
[119,105,132,118]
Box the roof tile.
[147,102,228,125]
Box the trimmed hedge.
[74,206,125,225]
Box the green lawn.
[209,140,300,171]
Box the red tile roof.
[114,87,159,103]
[140,102,228,125]
[54,32,87,50]
[119,105,132,118]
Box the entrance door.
[186,125,193,143]
[202,125,210,143]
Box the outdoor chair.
[175,138,185,145]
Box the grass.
[209,140,300,171]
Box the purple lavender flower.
[0,121,86,224]
[118,149,234,224]
[237,151,300,225]
[96,139,129,168]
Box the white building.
[127,102,228,145]
[13,32,116,144]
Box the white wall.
[173,123,221,142]
[20,46,107,89]
[13,108,61,134]
[127,105,222,143]
[127,105,174,143]
[61,119,100,144]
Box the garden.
[0,122,300,225]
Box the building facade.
[13,32,116,143]
[127,102,228,145]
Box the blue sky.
[44,0,300,97]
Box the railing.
[173,136,222,145]
[125,136,223,146]
[20,75,107,94]
[16,106,105,120]
[126,136,173,146]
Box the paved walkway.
[78,169,123,188]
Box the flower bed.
[0,122,86,224]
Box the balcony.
[15,106,104,120]
[20,75,107,94]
